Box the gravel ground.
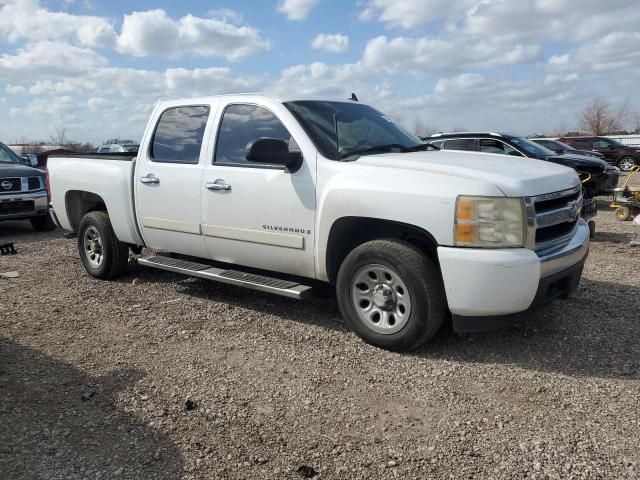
[1,188,639,479]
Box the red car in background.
[559,136,640,172]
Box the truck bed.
[49,153,136,161]
[48,154,143,245]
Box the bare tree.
[413,117,439,138]
[547,120,569,138]
[49,128,68,147]
[579,97,630,135]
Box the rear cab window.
[150,105,211,164]
[570,138,593,149]
[479,139,519,155]
[443,138,477,151]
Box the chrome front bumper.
[538,219,590,277]
[0,190,48,220]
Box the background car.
[531,138,605,159]
[559,136,640,172]
[423,132,619,197]
[97,144,140,154]
[0,141,55,231]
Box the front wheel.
[336,239,447,351]
[77,211,129,279]
[618,156,637,172]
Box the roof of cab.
[156,92,360,107]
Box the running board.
[138,256,313,300]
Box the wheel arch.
[325,216,440,284]
[65,190,107,232]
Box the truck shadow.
[0,220,61,242]
[591,230,634,243]
[167,273,639,380]
[0,338,184,479]
[412,278,640,380]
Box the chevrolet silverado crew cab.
[48,94,589,351]
[0,141,55,231]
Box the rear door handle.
[140,174,160,184]
[206,179,231,191]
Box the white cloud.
[116,9,270,60]
[0,2,270,61]
[0,41,107,79]
[207,8,244,25]
[273,62,368,97]
[5,84,26,94]
[0,0,117,47]
[549,54,570,65]
[87,97,115,110]
[311,33,349,53]
[361,35,541,76]
[359,0,474,29]
[276,0,318,20]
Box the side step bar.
[138,256,313,300]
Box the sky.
[0,0,639,144]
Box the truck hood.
[354,150,579,197]
[0,163,44,178]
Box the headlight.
[455,196,525,247]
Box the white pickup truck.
[48,94,589,350]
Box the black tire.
[617,156,637,172]
[77,211,129,279]
[336,239,447,351]
[30,214,56,232]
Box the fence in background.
[606,135,640,146]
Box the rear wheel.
[77,211,129,279]
[30,214,56,232]
[336,239,447,351]
[615,206,633,221]
[618,156,637,172]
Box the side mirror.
[246,138,302,172]
[26,153,39,167]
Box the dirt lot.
[1,193,639,479]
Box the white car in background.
[96,144,140,154]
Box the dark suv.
[423,132,619,197]
[531,138,605,160]
[559,136,639,172]
[0,141,55,231]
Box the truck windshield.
[284,101,424,160]
[0,143,20,164]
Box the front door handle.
[206,179,231,192]
[139,174,160,185]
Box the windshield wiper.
[340,142,436,159]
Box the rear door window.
[593,139,612,149]
[479,139,522,156]
[571,138,592,149]
[150,105,210,164]
[443,138,476,151]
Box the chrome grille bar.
[525,184,583,251]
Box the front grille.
[28,177,43,191]
[529,185,582,250]
[0,177,21,193]
[0,176,44,194]
[0,200,35,215]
